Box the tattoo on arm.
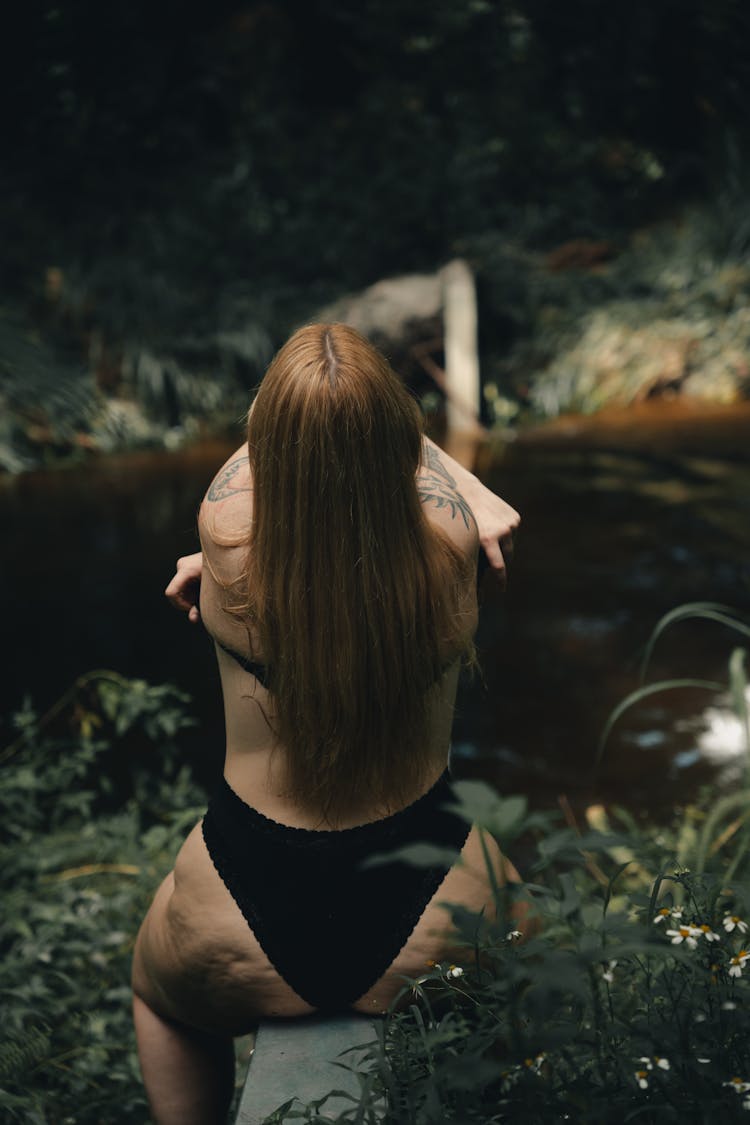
[206,457,252,502]
[423,441,458,487]
[419,442,476,529]
[417,473,476,530]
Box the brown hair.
[234,323,473,821]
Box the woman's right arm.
[165,444,251,621]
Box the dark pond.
[3,401,750,816]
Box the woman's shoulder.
[200,441,252,517]
[203,444,252,506]
[198,444,253,576]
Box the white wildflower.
[653,906,682,925]
[665,925,700,949]
[729,951,750,978]
[601,959,617,984]
[638,1055,670,1072]
[723,914,749,934]
[523,1053,545,1074]
[724,1077,750,1094]
[500,1066,521,1093]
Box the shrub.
[3,603,749,1123]
[277,604,750,1123]
[0,672,205,1124]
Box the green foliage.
[285,808,750,1122]
[3,2,750,467]
[276,608,750,1123]
[0,672,205,1123]
[3,602,750,1122]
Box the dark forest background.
[2,0,750,465]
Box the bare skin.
[133,441,519,1125]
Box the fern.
[0,1025,51,1081]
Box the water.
[3,402,750,813]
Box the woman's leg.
[133,993,235,1125]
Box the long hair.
[233,323,473,822]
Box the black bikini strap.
[215,638,271,688]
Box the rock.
[315,260,482,432]
[316,270,444,353]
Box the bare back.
[196,442,479,829]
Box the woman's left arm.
[422,436,520,583]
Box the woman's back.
[197,435,479,829]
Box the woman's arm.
[422,436,520,584]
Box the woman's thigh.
[132,862,316,1035]
[352,826,508,1014]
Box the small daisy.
[634,1069,649,1089]
[723,914,749,934]
[724,1078,750,1094]
[638,1056,670,1072]
[729,951,749,978]
[446,965,464,979]
[523,1053,545,1074]
[696,923,721,942]
[666,925,700,949]
[500,1066,520,1093]
[602,959,617,983]
[506,930,523,942]
[653,906,682,925]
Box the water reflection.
[2,404,750,813]
[673,686,750,784]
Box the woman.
[132,323,520,1124]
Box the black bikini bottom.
[201,771,471,1011]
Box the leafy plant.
[0,672,205,1123]
[4,602,750,1123]
[274,605,750,1123]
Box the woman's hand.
[460,474,520,584]
[165,552,203,624]
[422,437,520,585]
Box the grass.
[1,606,749,1122]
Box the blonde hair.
[230,323,473,821]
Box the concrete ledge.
[235,1014,380,1124]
